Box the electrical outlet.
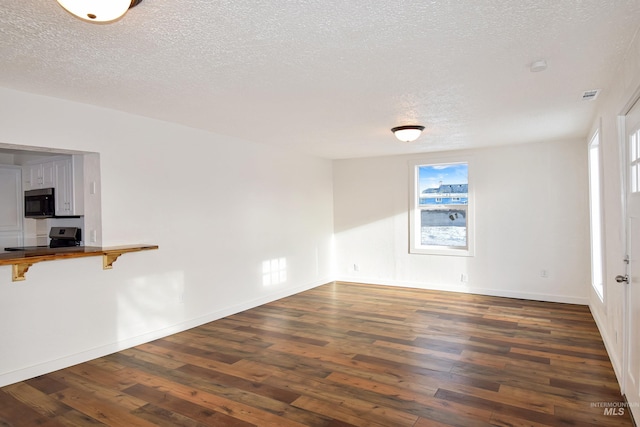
[540,269,548,278]
[353,264,360,272]
[460,273,468,283]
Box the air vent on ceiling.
[582,89,600,101]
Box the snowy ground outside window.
[421,226,466,247]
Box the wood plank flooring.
[0,281,633,426]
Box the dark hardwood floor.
[0,281,633,426]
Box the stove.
[4,227,82,251]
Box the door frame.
[618,86,640,417]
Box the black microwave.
[24,188,55,218]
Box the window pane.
[632,129,640,194]
[410,160,473,256]
[418,164,468,206]
[589,132,604,301]
[420,207,467,247]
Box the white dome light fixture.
[391,125,425,142]
[56,0,143,23]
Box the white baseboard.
[335,276,589,305]
[589,303,624,390]
[0,278,329,388]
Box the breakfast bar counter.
[0,244,159,282]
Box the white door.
[623,98,640,421]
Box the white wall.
[333,139,590,303]
[0,88,334,386]
[588,28,640,385]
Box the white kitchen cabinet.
[23,161,55,191]
[0,232,22,250]
[0,165,23,249]
[0,165,22,232]
[55,158,73,216]
[23,156,84,216]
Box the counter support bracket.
[103,253,122,270]
[12,263,33,282]
[0,245,158,282]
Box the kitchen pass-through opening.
[0,142,102,250]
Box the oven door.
[24,188,55,218]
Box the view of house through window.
[410,160,473,256]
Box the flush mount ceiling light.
[391,125,425,142]
[56,0,143,23]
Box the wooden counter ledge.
[0,245,159,282]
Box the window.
[410,159,474,256]
[631,125,640,194]
[588,131,604,301]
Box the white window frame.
[409,157,475,257]
[588,129,605,302]
[631,124,640,194]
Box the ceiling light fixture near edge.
[56,0,142,22]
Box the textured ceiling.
[1,0,639,159]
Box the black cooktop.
[3,246,50,251]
